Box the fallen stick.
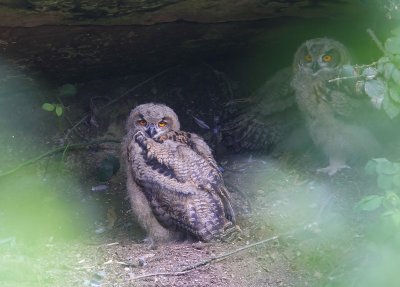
[132,229,300,281]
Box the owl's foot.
[134,131,148,148]
[316,163,350,176]
[134,131,146,141]
[219,223,242,242]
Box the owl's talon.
[134,131,147,144]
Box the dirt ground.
[0,148,374,287]
[0,63,389,287]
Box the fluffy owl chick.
[122,103,237,243]
[291,38,379,175]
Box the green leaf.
[393,173,400,188]
[389,83,400,103]
[383,95,400,118]
[378,174,393,190]
[385,191,400,207]
[391,27,400,36]
[392,210,400,226]
[377,57,390,74]
[340,65,356,78]
[356,195,383,211]
[364,79,385,100]
[366,79,386,109]
[365,159,378,175]
[42,103,55,112]
[376,158,400,175]
[362,67,378,80]
[392,68,400,86]
[55,105,63,117]
[384,62,395,80]
[380,210,400,226]
[385,36,400,55]
[391,55,400,67]
[58,84,77,97]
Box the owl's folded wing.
[222,67,299,151]
[143,183,226,241]
[131,134,236,225]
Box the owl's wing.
[222,67,300,151]
[154,131,236,223]
[187,133,236,223]
[143,182,227,241]
[128,132,234,240]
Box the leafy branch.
[357,158,400,227]
[329,29,400,118]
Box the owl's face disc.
[126,103,180,138]
[293,38,350,76]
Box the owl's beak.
[145,124,157,138]
[312,62,320,73]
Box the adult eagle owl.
[122,103,236,243]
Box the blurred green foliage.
[0,170,88,240]
[357,158,400,231]
[355,28,400,118]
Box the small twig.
[55,94,85,140]
[132,270,193,280]
[64,115,89,140]
[106,242,119,246]
[367,28,386,55]
[0,139,120,177]
[132,229,300,281]
[328,62,379,83]
[328,75,361,83]
[181,235,280,272]
[61,142,70,162]
[101,65,179,110]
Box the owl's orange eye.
[158,121,167,127]
[322,55,332,62]
[137,119,147,126]
[304,54,312,62]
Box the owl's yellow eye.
[137,119,147,126]
[158,121,167,127]
[322,55,332,62]
[304,54,312,62]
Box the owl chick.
[223,38,380,176]
[291,37,379,175]
[122,103,236,243]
